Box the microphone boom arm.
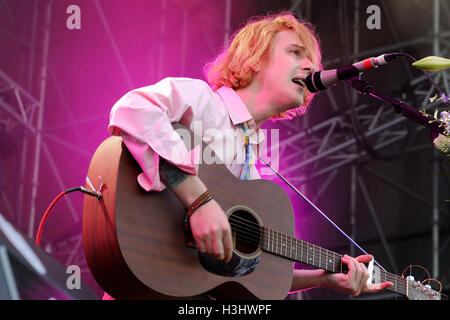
[345,77,448,139]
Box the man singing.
[106,12,392,299]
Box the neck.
[235,84,278,128]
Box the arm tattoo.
[159,157,189,188]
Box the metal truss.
[1,0,448,300]
[281,0,450,300]
[0,0,92,294]
[0,1,85,234]
[0,0,234,297]
[276,81,449,183]
[0,0,91,284]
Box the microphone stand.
[345,77,448,139]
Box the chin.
[277,92,304,113]
[292,89,305,105]
[291,96,304,108]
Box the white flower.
[440,111,450,135]
[433,133,450,154]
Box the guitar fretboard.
[262,227,343,273]
[260,226,407,296]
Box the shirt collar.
[216,86,254,126]
[216,86,265,145]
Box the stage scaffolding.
[280,0,450,299]
[0,0,448,299]
[0,0,88,278]
[0,0,235,296]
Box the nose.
[302,58,316,74]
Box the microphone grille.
[304,72,325,92]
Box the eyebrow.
[288,44,306,50]
[288,43,312,60]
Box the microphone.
[304,53,400,92]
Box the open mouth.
[292,78,306,89]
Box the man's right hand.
[158,158,233,263]
[189,199,233,262]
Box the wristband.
[183,190,213,248]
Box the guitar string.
[229,220,403,282]
[228,221,405,292]
[229,223,406,293]
[227,214,405,288]
[229,216,341,264]
[229,214,358,267]
[230,215,354,267]
[228,214,401,281]
[228,217,340,263]
[229,222,342,270]
[229,218,405,289]
[227,217,406,291]
[229,215,356,268]
[228,215,402,285]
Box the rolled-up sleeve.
[108,78,211,191]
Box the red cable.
[35,190,67,247]
[35,186,99,247]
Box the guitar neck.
[261,226,407,296]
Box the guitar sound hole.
[229,210,261,255]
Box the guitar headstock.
[371,264,447,300]
[405,276,445,300]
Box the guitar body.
[82,135,295,300]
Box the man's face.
[254,30,316,114]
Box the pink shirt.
[108,77,265,192]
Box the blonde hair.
[204,12,322,120]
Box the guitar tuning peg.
[406,275,421,288]
[423,284,432,293]
[406,275,415,281]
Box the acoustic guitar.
[82,131,444,300]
